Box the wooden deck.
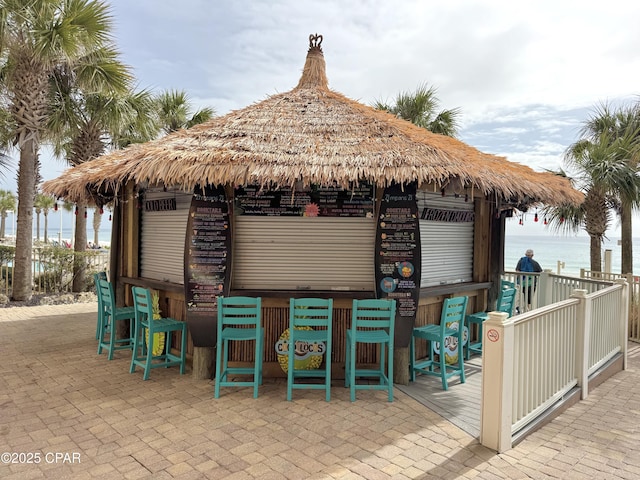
[396,355,483,438]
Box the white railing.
[580,269,640,343]
[480,279,629,452]
[511,299,579,433]
[503,270,612,314]
[0,245,109,295]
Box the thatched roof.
[42,34,582,207]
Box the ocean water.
[505,234,640,277]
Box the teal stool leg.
[349,337,357,402]
[107,316,117,361]
[379,343,386,385]
[458,332,466,385]
[387,343,393,402]
[344,333,351,388]
[287,331,294,401]
[439,341,448,391]
[325,335,332,402]
[409,335,416,382]
[253,332,262,399]
[180,326,187,375]
[214,335,223,398]
[130,322,139,374]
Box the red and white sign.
[487,329,500,343]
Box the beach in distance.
[505,234,640,277]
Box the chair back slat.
[497,287,517,316]
[440,296,468,335]
[290,298,333,328]
[500,279,516,290]
[218,297,261,328]
[352,299,396,330]
[131,286,153,323]
[97,278,117,315]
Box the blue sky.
[2,0,639,237]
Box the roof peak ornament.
[309,33,323,49]
[296,33,328,89]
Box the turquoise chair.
[215,296,263,399]
[465,285,516,360]
[97,278,135,360]
[410,296,468,391]
[287,298,333,402]
[94,271,108,340]
[130,286,187,380]
[345,298,396,402]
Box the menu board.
[375,182,421,348]
[234,182,374,217]
[184,185,231,347]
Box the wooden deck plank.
[397,356,483,438]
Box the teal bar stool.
[215,296,263,399]
[96,277,135,360]
[410,296,468,390]
[94,271,107,340]
[130,286,187,380]
[345,298,396,402]
[287,297,333,402]
[465,284,516,360]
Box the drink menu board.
[184,185,231,347]
[234,182,374,217]
[375,182,421,348]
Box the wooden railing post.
[539,269,552,307]
[570,289,589,399]
[480,311,513,452]
[616,278,629,369]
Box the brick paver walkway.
[1,303,639,479]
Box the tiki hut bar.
[43,34,582,385]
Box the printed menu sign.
[184,185,231,347]
[234,182,374,217]
[375,182,421,347]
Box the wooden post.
[571,289,589,399]
[192,347,215,380]
[394,347,409,385]
[480,311,513,453]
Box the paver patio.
[1,303,639,479]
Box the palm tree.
[155,89,215,135]
[0,0,131,300]
[0,189,16,239]
[92,206,102,247]
[373,83,461,137]
[34,192,55,243]
[543,128,640,272]
[48,86,154,291]
[577,103,640,274]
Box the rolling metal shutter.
[140,189,192,284]
[232,216,375,291]
[418,191,474,287]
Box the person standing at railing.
[516,249,543,311]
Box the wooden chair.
[215,296,263,398]
[410,296,468,390]
[130,286,187,380]
[465,285,516,359]
[345,299,396,402]
[287,298,333,402]
[96,277,135,360]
